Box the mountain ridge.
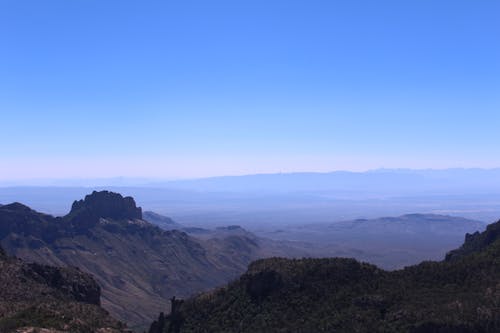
[0,191,298,328]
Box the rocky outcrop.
[148,297,184,333]
[446,219,500,261]
[66,191,142,229]
[0,246,125,332]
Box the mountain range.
[3,169,500,195]
[3,169,500,226]
[259,213,485,269]
[0,189,496,332]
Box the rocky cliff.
[0,246,125,332]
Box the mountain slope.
[0,245,125,332]
[143,212,311,274]
[156,218,500,333]
[0,191,272,328]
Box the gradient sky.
[1,0,499,179]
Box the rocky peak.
[446,219,500,261]
[67,191,142,226]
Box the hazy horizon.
[2,168,500,227]
[2,167,500,186]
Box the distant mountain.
[3,169,500,227]
[186,225,309,274]
[5,168,500,194]
[259,213,485,269]
[143,211,183,230]
[332,213,485,235]
[0,191,290,328]
[150,168,500,194]
[143,212,309,263]
[154,217,500,333]
[0,245,125,332]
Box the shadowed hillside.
[0,245,125,332]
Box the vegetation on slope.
[153,219,500,333]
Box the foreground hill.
[156,218,500,333]
[0,245,125,332]
[0,191,290,328]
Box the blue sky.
[1,0,499,179]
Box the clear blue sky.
[1,0,499,179]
